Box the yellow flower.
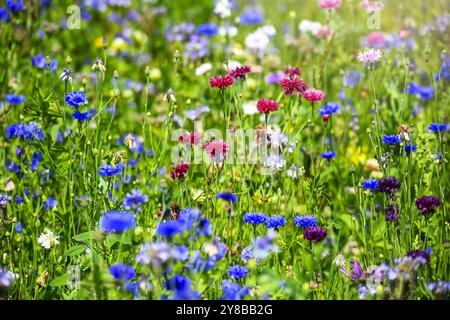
[94,37,104,48]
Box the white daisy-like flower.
[38,229,60,249]
[213,0,232,18]
[195,63,212,76]
[357,48,383,64]
[298,19,322,35]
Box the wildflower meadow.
[0,0,450,302]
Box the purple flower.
[406,249,430,264]
[377,176,400,200]
[304,226,327,242]
[415,196,441,216]
[385,204,399,222]
[340,258,365,280]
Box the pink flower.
[256,98,279,114]
[366,32,385,47]
[279,76,308,96]
[359,0,384,12]
[210,74,234,89]
[229,65,251,79]
[204,140,229,162]
[179,131,202,145]
[315,25,334,38]
[169,162,190,180]
[283,65,302,77]
[319,0,342,10]
[357,48,383,64]
[303,89,325,103]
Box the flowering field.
[0,0,449,301]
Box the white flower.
[357,48,383,64]
[225,60,241,72]
[218,25,238,38]
[333,254,346,267]
[259,25,277,38]
[38,229,60,249]
[298,20,322,35]
[195,62,212,76]
[245,30,270,54]
[243,101,258,115]
[214,0,232,18]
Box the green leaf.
[107,234,131,247]
[49,274,69,287]
[64,245,87,257]
[73,231,95,242]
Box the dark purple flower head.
[377,176,401,200]
[385,204,399,222]
[416,196,441,216]
[304,226,327,242]
[406,249,430,264]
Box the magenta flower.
[303,89,325,104]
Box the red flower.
[210,74,234,89]
[256,98,279,113]
[303,89,325,103]
[279,76,308,96]
[169,162,190,180]
[229,65,251,79]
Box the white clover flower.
[38,229,60,249]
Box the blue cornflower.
[220,280,249,300]
[196,23,218,36]
[321,151,336,159]
[183,35,210,61]
[216,192,238,202]
[264,215,286,229]
[30,151,43,171]
[428,123,447,133]
[5,94,25,105]
[408,82,434,100]
[7,0,26,13]
[65,91,87,108]
[15,196,24,204]
[343,70,362,88]
[16,221,22,234]
[6,122,44,141]
[73,111,93,122]
[0,7,11,22]
[243,212,267,225]
[156,221,184,238]
[239,7,264,25]
[241,246,254,263]
[405,144,417,155]
[100,211,136,233]
[293,215,317,228]
[31,53,57,71]
[109,264,136,281]
[123,189,148,211]
[227,265,249,279]
[0,193,12,207]
[165,274,201,300]
[318,102,340,115]
[383,135,402,145]
[43,197,57,210]
[98,163,124,177]
[363,178,379,191]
